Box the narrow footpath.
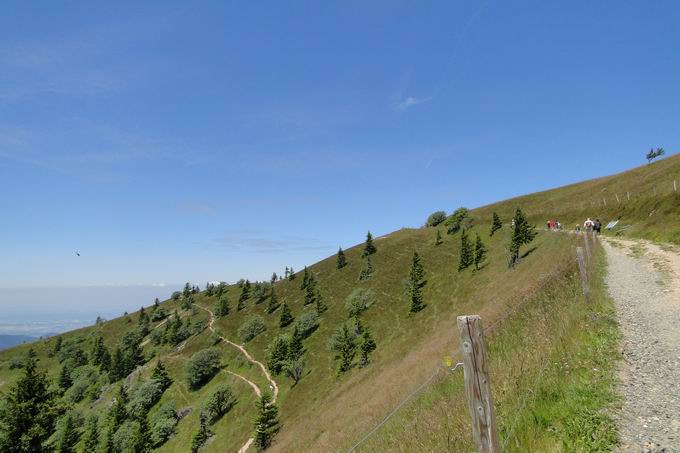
[603,238,680,452]
[196,304,279,453]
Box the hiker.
[594,219,601,234]
[584,218,594,232]
[575,224,581,233]
[546,220,551,230]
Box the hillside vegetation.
[0,155,675,452]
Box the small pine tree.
[238,280,251,310]
[152,359,173,391]
[58,365,72,391]
[133,415,152,453]
[266,336,289,375]
[288,267,295,280]
[315,290,328,315]
[267,286,280,314]
[279,303,294,328]
[254,393,279,450]
[56,412,79,453]
[80,415,99,452]
[474,233,487,270]
[110,385,128,430]
[358,256,374,281]
[270,272,278,284]
[154,297,160,309]
[138,306,150,336]
[288,326,304,361]
[490,212,502,236]
[300,266,309,290]
[434,229,443,246]
[284,267,289,279]
[359,329,377,367]
[458,230,474,271]
[304,273,316,305]
[191,412,212,453]
[215,294,230,317]
[509,208,537,267]
[362,231,377,257]
[336,247,347,269]
[332,324,357,374]
[408,251,426,313]
[102,426,115,453]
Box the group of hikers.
[577,218,602,233]
[546,219,562,230]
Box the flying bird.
[75,251,80,257]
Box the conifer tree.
[266,336,289,375]
[434,229,443,246]
[315,290,327,315]
[267,286,280,314]
[336,247,347,269]
[408,251,426,313]
[458,229,474,271]
[362,231,377,257]
[56,412,79,453]
[138,306,150,336]
[110,385,128,431]
[300,266,309,290]
[358,256,374,281]
[288,326,304,360]
[254,393,279,450]
[80,415,99,452]
[101,427,115,453]
[490,212,503,236]
[109,347,124,382]
[58,365,72,391]
[284,267,289,279]
[215,294,230,317]
[152,360,173,391]
[332,324,357,374]
[133,415,152,453]
[238,280,251,310]
[279,303,294,328]
[474,233,487,270]
[359,329,377,367]
[154,297,160,309]
[270,272,278,284]
[509,208,537,267]
[303,273,316,305]
[288,267,295,280]
[0,349,62,452]
[191,412,212,453]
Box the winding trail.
[603,238,680,452]
[196,304,279,453]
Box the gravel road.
[604,238,680,452]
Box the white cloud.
[395,95,433,111]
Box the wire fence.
[345,239,595,453]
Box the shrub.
[113,421,140,453]
[128,379,164,419]
[238,316,266,343]
[202,385,236,424]
[445,207,470,234]
[63,365,99,403]
[8,356,24,370]
[171,291,181,300]
[151,306,168,321]
[426,210,447,227]
[151,403,178,446]
[294,311,320,339]
[185,349,221,390]
[344,288,373,318]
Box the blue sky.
[1,1,680,325]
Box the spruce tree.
[300,266,309,290]
[288,267,295,280]
[110,385,128,431]
[138,306,150,336]
[490,212,502,236]
[80,415,99,452]
[154,297,160,309]
[434,229,443,246]
[270,272,278,284]
[132,415,152,453]
[315,290,327,315]
[56,412,79,453]
[362,231,377,257]
[266,336,289,375]
[266,286,280,314]
[191,412,212,453]
[408,251,426,313]
[288,326,304,360]
[238,280,251,310]
[58,365,72,391]
[509,208,537,267]
[254,393,279,451]
[279,303,293,328]
[303,273,316,305]
[458,229,474,271]
[336,247,347,269]
[152,359,173,391]
[333,324,357,374]
[101,427,115,453]
[215,294,230,317]
[474,233,487,270]
[0,349,62,452]
[284,267,289,279]
[359,329,377,367]
[358,256,374,281]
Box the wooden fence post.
[457,316,500,453]
[674,180,677,192]
[583,230,591,260]
[576,247,590,302]
[627,191,630,201]
[615,193,620,203]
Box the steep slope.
[0,155,675,452]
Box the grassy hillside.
[2,155,674,452]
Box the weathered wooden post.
[674,180,677,192]
[583,230,591,260]
[457,315,500,453]
[576,247,590,302]
[615,193,620,203]
[627,191,630,201]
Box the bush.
[426,210,447,227]
[238,316,266,343]
[171,291,181,300]
[63,365,99,403]
[113,421,140,452]
[185,349,221,390]
[128,379,164,419]
[151,403,178,447]
[445,207,470,234]
[294,311,320,339]
[151,306,168,321]
[202,385,236,424]
[344,288,374,318]
[8,356,24,370]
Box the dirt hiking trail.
[603,238,680,452]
